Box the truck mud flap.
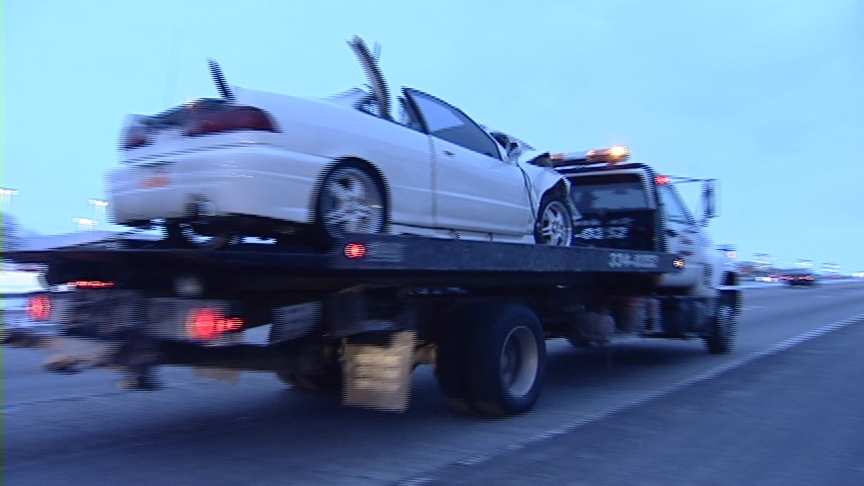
[342,331,415,412]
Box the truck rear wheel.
[469,303,546,416]
[269,327,342,393]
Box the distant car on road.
[781,271,817,287]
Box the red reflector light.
[344,243,367,259]
[27,295,51,321]
[73,280,116,289]
[655,175,670,185]
[186,308,243,341]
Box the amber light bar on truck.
[546,146,630,166]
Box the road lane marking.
[395,311,864,485]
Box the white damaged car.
[109,37,575,249]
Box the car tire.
[165,222,237,250]
[316,162,387,239]
[534,192,573,246]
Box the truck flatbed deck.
[9,234,683,294]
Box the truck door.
[657,183,705,288]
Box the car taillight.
[122,125,151,150]
[185,107,278,136]
[186,308,244,341]
[26,295,51,321]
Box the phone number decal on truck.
[608,252,660,269]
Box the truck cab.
[532,146,728,297]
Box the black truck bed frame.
[8,233,683,297]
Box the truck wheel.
[534,192,573,246]
[269,327,342,393]
[316,162,387,238]
[467,303,546,416]
[704,296,736,354]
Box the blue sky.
[3,1,864,271]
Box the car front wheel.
[534,193,573,246]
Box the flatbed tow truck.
[2,153,740,417]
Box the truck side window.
[659,185,694,224]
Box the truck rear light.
[26,295,52,321]
[184,106,278,136]
[73,280,116,289]
[344,243,367,259]
[186,308,244,341]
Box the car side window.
[398,97,425,132]
[659,184,694,224]
[404,88,501,159]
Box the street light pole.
[88,199,109,221]
[73,217,99,232]
[0,187,20,208]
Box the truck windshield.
[571,174,649,213]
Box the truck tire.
[269,327,342,393]
[467,303,546,416]
[704,295,737,354]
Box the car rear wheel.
[317,162,386,238]
[534,193,573,246]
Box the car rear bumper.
[109,145,327,226]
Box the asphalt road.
[4,280,864,485]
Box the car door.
[402,88,532,235]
